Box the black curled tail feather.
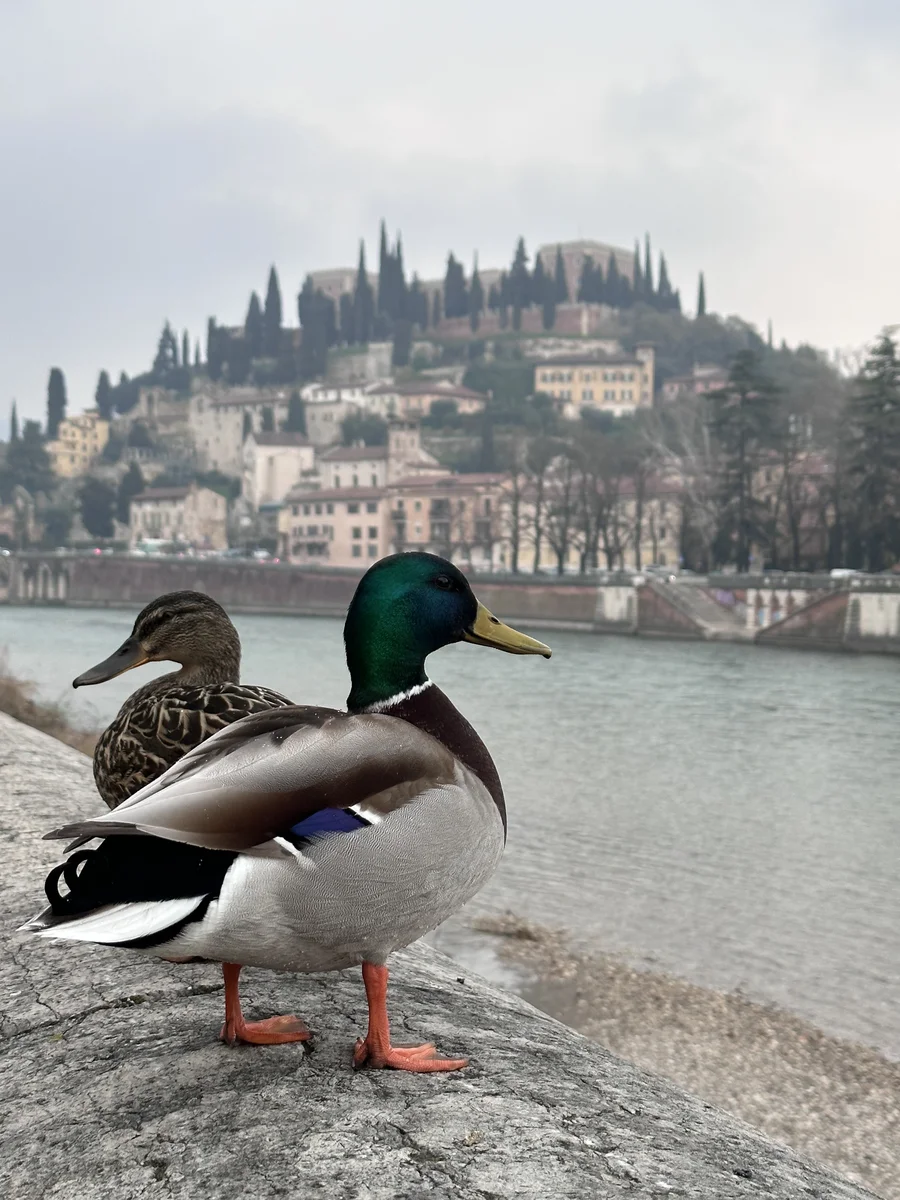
[41,835,238,917]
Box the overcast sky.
[2,0,898,427]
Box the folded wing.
[46,706,459,853]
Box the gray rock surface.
[0,713,877,1199]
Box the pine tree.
[487,284,500,311]
[643,234,654,298]
[632,240,644,301]
[298,276,333,379]
[554,246,569,303]
[339,292,355,343]
[10,401,19,442]
[711,350,780,571]
[116,462,145,525]
[285,391,307,435]
[244,291,264,358]
[432,290,442,327]
[469,258,484,333]
[46,367,67,439]
[696,272,707,318]
[263,266,283,356]
[182,329,190,369]
[842,334,900,571]
[508,238,530,330]
[95,370,113,421]
[352,243,375,344]
[531,253,547,310]
[194,339,202,367]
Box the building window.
[367,526,378,539]
[367,544,378,557]
[348,502,360,514]
[366,501,377,513]
[414,501,421,511]
[315,503,322,515]
[370,474,377,486]
[396,499,405,511]
[352,527,362,539]
[303,504,310,516]
[292,505,299,517]
[352,545,362,557]
[352,475,358,487]
[583,389,593,401]
[326,503,334,514]
[335,476,341,489]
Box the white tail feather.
[27,897,206,944]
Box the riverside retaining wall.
[3,552,900,653]
[0,714,877,1200]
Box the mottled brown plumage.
[74,591,292,807]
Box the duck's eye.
[435,574,453,590]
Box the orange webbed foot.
[220,1013,310,1046]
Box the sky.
[2,0,898,427]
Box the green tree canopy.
[244,291,264,358]
[95,370,113,421]
[263,266,283,355]
[0,419,55,501]
[116,462,145,525]
[79,478,116,539]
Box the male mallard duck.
[22,553,550,1072]
[73,591,293,808]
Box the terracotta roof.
[285,486,386,503]
[251,432,310,447]
[533,354,641,368]
[320,445,388,461]
[367,381,486,401]
[133,487,192,501]
[390,472,503,490]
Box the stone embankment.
[0,714,877,1199]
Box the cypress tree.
[339,292,355,343]
[207,318,224,380]
[95,370,113,421]
[46,367,67,439]
[696,272,707,318]
[194,339,201,366]
[606,254,622,307]
[242,412,252,440]
[261,406,275,433]
[508,237,530,330]
[541,278,556,331]
[10,401,19,442]
[152,322,179,376]
[392,319,413,368]
[182,329,190,369]
[394,232,408,320]
[487,284,500,311]
[643,234,654,298]
[377,219,390,315]
[286,390,307,435]
[263,266,283,355]
[657,254,674,310]
[432,290,442,327]
[531,253,547,310]
[553,246,569,303]
[244,291,264,357]
[469,258,484,333]
[352,243,375,344]
[633,240,644,300]
[408,275,428,330]
[578,255,600,302]
[443,253,468,319]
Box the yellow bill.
[464,602,551,658]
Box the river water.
[2,605,898,1059]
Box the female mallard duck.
[22,553,550,1072]
[73,591,293,808]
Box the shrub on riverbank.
[0,657,96,757]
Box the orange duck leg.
[219,962,310,1046]
[353,961,468,1072]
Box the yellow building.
[533,346,655,419]
[46,410,110,478]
